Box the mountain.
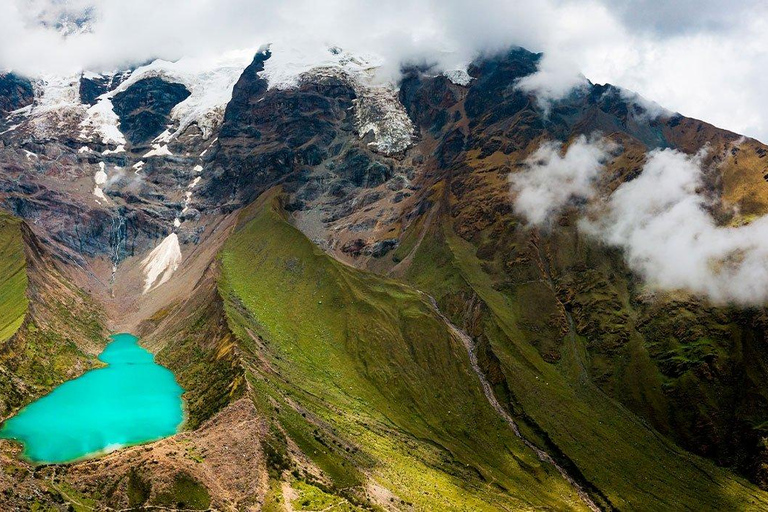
[1,45,768,510]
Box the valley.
[1,43,768,511]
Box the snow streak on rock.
[143,144,172,157]
[280,46,414,155]
[141,233,182,293]
[108,51,253,140]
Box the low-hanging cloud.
[582,148,768,305]
[5,0,768,144]
[510,135,616,225]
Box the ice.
[80,96,126,145]
[444,68,472,86]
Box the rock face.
[112,77,191,145]
[207,50,357,206]
[0,73,33,115]
[389,47,768,493]
[79,71,131,106]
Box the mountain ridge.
[1,44,768,510]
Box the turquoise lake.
[0,333,184,464]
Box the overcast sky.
[3,0,768,142]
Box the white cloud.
[515,55,588,112]
[582,148,768,305]
[3,0,768,143]
[510,135,616,225]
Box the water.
[0,333,184,464]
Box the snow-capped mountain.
[4,41,768,512]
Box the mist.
[582,148,768,305]
[510,135,616,226]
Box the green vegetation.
[0,213,27,343]
[401,204,768,510]
[149,268,246,429]
[154,472,211,510]
[291,480,361,511]
[0,216,106,417]
[127,468,151,508]
[219,190,589,510]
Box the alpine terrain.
[3,24,768,512]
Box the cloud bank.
[513,137,768,305]
[4,0,768,142]
[510,135,616,225]
[583,148,768,305]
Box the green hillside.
[219,190,589,510]
[400,199,768,511]
[0,213,27,343]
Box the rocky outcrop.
[112,77,191,145]
[0,73,33,116]
[78,71,131,106]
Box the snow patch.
[141,233,182,293]
[153,129,173,143]
[144,144,172,157]
[102,144,125,155]
[80,95,126,145]
[444,68,472,86]
[93,163,109,203]
[188,176,201,188]
[93,186,108,203]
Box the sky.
[2,0,768,142]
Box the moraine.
[0,333,183,464]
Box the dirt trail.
[281,480,297,512]
[428,296,601,512]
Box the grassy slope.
[218,191,589,511]
[0,219,106,417]
[401,204,768,511]
[144,264,246,429]
[0,214,27,343]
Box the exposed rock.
[370,238,398,257]
[112,77,191,145]
[0,73,34,115]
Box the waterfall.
[109,211,127,290]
